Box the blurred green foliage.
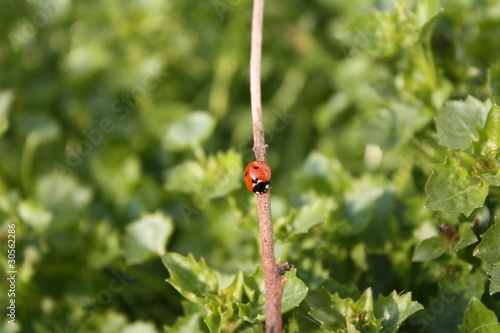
[1,0,500,332]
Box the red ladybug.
[244,161,271,194]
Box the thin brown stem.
[256,193,282,333]
[250,0,267,162]
[249,0,284,332]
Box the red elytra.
[244,161,272,194]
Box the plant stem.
[256,193,282,333]
[249,0,284,332]
[250,0,267,162]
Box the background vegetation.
[1,0,500,332]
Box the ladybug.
[244,161,271,194]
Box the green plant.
[1,0,499,332]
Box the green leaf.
[165,149,242,200]
[345,176,388,234]
[335,0,442,58]
[438,269,485,306]
[236,267,265,323]
[351,289,384,332]
[478,105,500,156]
[306,288,354,332]
[477,165,500,187]
[18,200,53,232]
[205,279,238,332]
[124,212,174,265]
[435,96,491,150]
[87,222,121,269]
[488,265,500,295]
[453,222,479,251]
[425,156,489,216]
[412,236,448,262]
[0,90,13,137]
[473,223,500,294]
[353,287,374,312]
[202,150,242,199]
[290,197,335,236]
[205,294,236,333]
[455,151,500,187]
[282,270,308,313]
[164,111,216,151]
[474,223,500,264]
[374,291,423,333]
[289,303,326,333]
[489,63,500,104]
[220,270,245,302]
[91,153,142,203]
[293,151,348,193]
[306,288,421,332]
[459,298,500,333]
[416,0,443,43]
[35,173,93,218]
[165,313,206,333]
[360,102,432,149]
[459,105,500,186]
[165,160,205,194]
[21,113,61,146]
[204,312,222,333]
[474,108,500,182]
[121,321,158,333]
[413,0,443,28]
[162,253,219,304]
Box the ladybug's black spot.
[252,166,260,170]
[253,180,271,194]
[244,171,248,177]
